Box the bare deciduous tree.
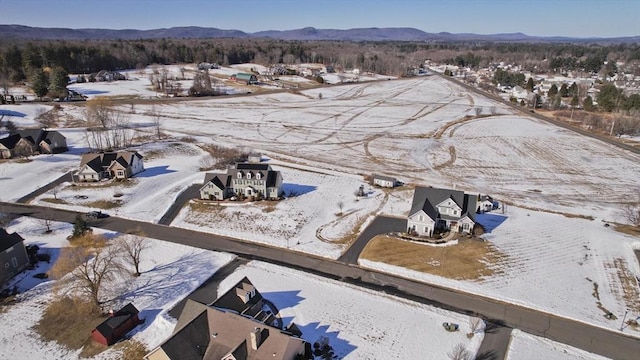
[83,98,132,150]
[50,234,123,308]
[117,234,149,277]
[448,343,472,360]
[337,200,345,215]
[38,209,54,233]
[467,317,483,338]
[150,106,163,140]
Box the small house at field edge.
[372,174,398,188]
[0,229,30,286]
[91,303,141,346]
[231,73,258,85]
[407,186,477,237]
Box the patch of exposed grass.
[361,236,507,281]
[41,198,69,204]
[116,339,149,360]
[83,199,123,209]
[72,179,137,188]
[606,258,640,313]
[15,158,33,163]
[189,200,224,213]
[614,224,640,236]
[35,296,105,351]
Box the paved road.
[338,215,407,264]
[476,322,512,360]
[436,74,640,155]
[16,171,73,203]
[1,202,639,360]
[157,184,200,225]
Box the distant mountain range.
[1,24,638,43]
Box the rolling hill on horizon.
[1,24,638,43]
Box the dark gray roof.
[202,173,231,191]
[94,303,139,342]
[0,134,22,149]
[409,186,477,222]
[236,163,271,171]
[0,229,25,252]
[161,310,210,360]
[266,171,280,188]
[212,276,263,314]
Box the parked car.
[85,211,109,219]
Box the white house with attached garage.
[407,186,477,237]
[200,162,283,201]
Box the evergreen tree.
[568,82,578,97]
[548,84,558,97]
[597,83,624,112]
[571,95,579,107]
[29,69,49,100]
[49,66,70,99]
[71,214,91,239]
[526,77,534,92]
[559,83,569,97]
[583,96,594,111]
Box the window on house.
[237,172,242,178]
[256,173,261,179]
[11,257,18,268]
[419,215,423,221]
[453,210,458,215]
[463,223,470,231]
[247,173,252,179]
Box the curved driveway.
[1,202,638,360]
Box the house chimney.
[250,328,261,350]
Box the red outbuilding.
[91,303,141,346]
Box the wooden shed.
[91,303,141,346]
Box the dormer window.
[247,172,252,179]
[237,172,242,179]
[256,172,261,180]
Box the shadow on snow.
[476,213,508,233]
[135,165,177,178]
[281,183,317,197]
[0,109,27,117]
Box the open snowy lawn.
[219,261,484,359]
[0,216,235,360]
[173,165,385,259]
[361,205,640,335]
[0,152,79,202]
[507,329,609,360]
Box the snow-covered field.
[2,68,640,358]
[507,329,609,360]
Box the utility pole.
[620,309,629,331]
[609,121,615,137]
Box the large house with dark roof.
[75,151,144,182]
[144,277,307,360]
[0,129,68,159]
[407,186,477,237]
[0,229,30,286]
[200,162,283,201]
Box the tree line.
[1,38,639,86]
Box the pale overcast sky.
[1,0,638,38]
